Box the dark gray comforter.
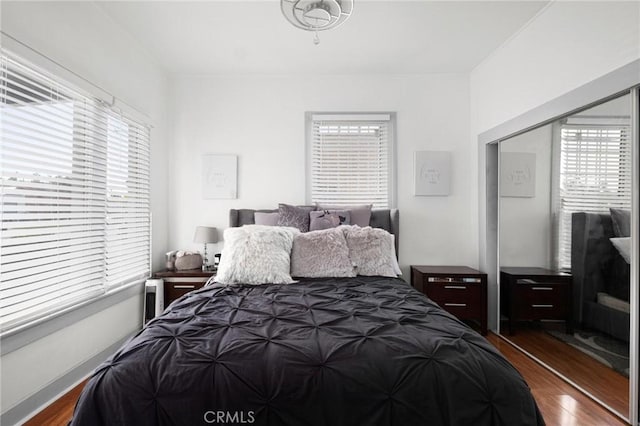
[70,277,544,426]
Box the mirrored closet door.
[498,93,633,418]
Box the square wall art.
[202,154,238,199]
[500,152,536,198]
[414,151,451,196]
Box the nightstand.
[500,267,572,335]
[152,269,216,306]
[411,265,488,335]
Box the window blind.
[310,117,392,208]
[0,50,151,332]
[554,122,631,270]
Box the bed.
[571,211,631,342]
[70,208,543,425]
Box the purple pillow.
[318,204,372,227]
[254,212,279,226]
[277,203,315,232]
[309,210,350,231]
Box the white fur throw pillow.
[216,225,299,285]
[341,226,398,277]
[291,228,356,278]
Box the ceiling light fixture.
[281,0,354,45]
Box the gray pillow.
[341,226,397,277]
[291,228,356,278]
[318,204,372,227]
[610,208,630,237]
[309,210,350,231]
[277,204,315,232]
[255,212,279,226]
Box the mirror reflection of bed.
[498,94,632,417]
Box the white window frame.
[305,112,397,209]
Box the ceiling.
[97,1,549,75]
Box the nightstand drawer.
[152,269,215,306]
[440,302,480,319]
[514,284,568,317]
[515,284,568,320]
[519,302,568,320]
[165,281,206,303]
[427,281,482,304]
[519,283,567,301]
[428,283,483,317]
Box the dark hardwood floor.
[23,380,87,426]
[24,333,627,426]
[487,333,627,426]
[502,327,629,416]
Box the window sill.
[0,280,144,356]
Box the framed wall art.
[500,152,536,197]
[202,154,238,199]
[414,151,451,196]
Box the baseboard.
[1,333,134,426]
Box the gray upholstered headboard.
[229,208,400,253]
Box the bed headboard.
[229,208,400,253]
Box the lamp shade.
[193,226,218,244]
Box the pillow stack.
[216,224,401,285]
[259,203,373,232]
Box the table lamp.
[193,226,218,270]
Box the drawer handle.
[444,285,467,290]
[531,304,554,308]
[532,287,554,291]
[174,285,196,289]
[444,303,467,307]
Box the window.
[307,113,395,208]
[553,116,631,270]
[0,50,151,333]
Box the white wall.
[0,1,169,419]
[499,124,553,268]
[471,1,640,134]
[1,298,139,412]
[169,74,475,273]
